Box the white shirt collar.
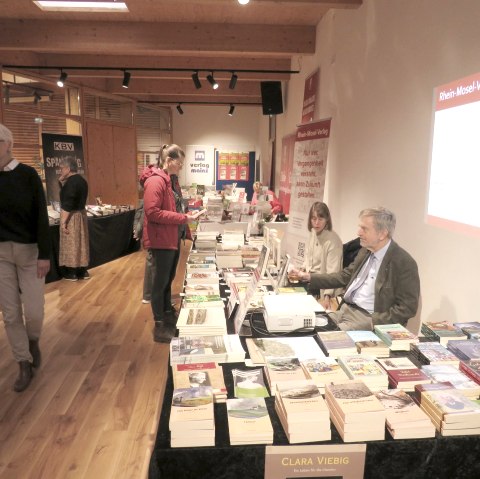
[3,158,19,171]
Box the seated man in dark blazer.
[292,207,420,331]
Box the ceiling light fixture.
[228,105,235,116]
[229,72,238,90]
[33,1,128,12]
[122,70,131,88]
[57,70,67,87]
[238,0,250,5]
[176,104,184,115]
[33,91,42,104]
[191,71,202,89]
[206,72,219,90]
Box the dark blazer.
[309,240,420,327]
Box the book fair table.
[46,209,137,283]
[148,358,480,479]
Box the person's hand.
[320,295,331,310]
[61,223,69,234]
[37,259,50,278]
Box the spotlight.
[33,91,42,105]
[176,104,184,115]
[228,105,235,116]
[192,71,202,89]
[122,70,131,88]
[229,72,238,90]
[238,0,250,4]
[57,70,67,87]
[206,72,219,90]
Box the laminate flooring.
[0,242,191,479]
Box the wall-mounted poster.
[217,151,250,182]
[42,133,85,204]
[279,132,296,214]
[302,68,319,124]
[183,145,215,186]
[285,118,331,266]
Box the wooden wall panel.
[85,120,137,207]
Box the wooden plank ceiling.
[0,0,362,106]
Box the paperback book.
[377,356,431,391]
[176,307,227,337]
[447,339,480,361]
[373,324,419,351]
[316,331,357,358]
[232,368,269,398]
[346,330,390,357]
[300,357,350,393]
[452,321,480,339]
[410,342,460,367]
[172,362,227,403]
[337,355,389,391]
[226,397,273,445]
[421,321,467,346]
[421,364,480,399]
[263,357,308,393]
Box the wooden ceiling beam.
[0,20,315,55]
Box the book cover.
[169,386,214,431]
[300,357,350,388]
[232,368,269,398]
[172,362,227,398]
[264,357,308,392]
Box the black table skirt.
[149,359,480,479]
[46,209,138,283]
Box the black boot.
[153,321,176,343]
[13,361,33,392]
[29,339,42,368]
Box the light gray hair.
[0,123,14,147]
[60,156,79,172]
[359,207,396,238]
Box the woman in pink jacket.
[140,145,203,342]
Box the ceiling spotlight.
[176,104,184,115]
[57,70,67,87]
[33,91,42,104]
[206,72,219,90]
[229,72,238,90]
[122,70,131,88]
[192,71,202,89]
[238,0,250,4]
[228,105,235,116]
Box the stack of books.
[373,324,419,351]
[186,263,217,273]
[245,336,326,365]
[447,339,480,361]
[300,357,350,394]
[421,364,480,399]
[226,397,273,445]
[183,294,224,309]
[275,380,331,443]
[337,355,389,391]
[219,232,245,250]
[263,357,308,394]
[414,383,480,436]
[453,321,480,339]
[325,380,386,442]
[377,357,431,391]
[316,331,357,358]
[185,271,220,285]
[215,250,244,269]
[169,386,215,447]
[176,307,227,337]
[374,389,436,439]
[170,334,245,365]
[171,362,227,403]
[459,358,480,384]
[421,321,467,346]
[187,252,216,265]
[232,368,269,398]
[184,283,220,297]
[346,330,390,357]
[194,231,218,251]
[410,342,460,368]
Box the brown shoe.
[13,361,33,392]
[29,340,42,368]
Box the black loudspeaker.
[260,81,283,115]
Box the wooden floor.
[0,243,191,479]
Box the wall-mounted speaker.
[260,81,283,115]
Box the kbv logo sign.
[53,142,75,151]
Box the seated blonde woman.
[301,202,343,309]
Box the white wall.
[275,0,480,324]
[173,104,260,153]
